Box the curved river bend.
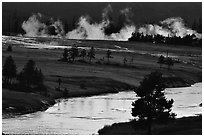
[2,83,202,135]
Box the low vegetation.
[2,39,201,123]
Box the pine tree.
[157,55,165,68]
[70,46,79,62]
[17,60,44,88]
[3,56,17,85]
[132,71,176,134]
[80,49,86,61]
[123,57,127,65]
[87,46,95,63]
[62,48,69,61]
[106,50,113,64]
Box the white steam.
[66,16,107,40]
[21,6,201,41]
[66,5,135,41]
[22,13,47,37]
[138,17,201,39]
[22,13,65,37]
[110,25,136,41]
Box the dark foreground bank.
[98,115,202,135]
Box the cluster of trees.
[60,46,137,68]
[132,71,176,134]
[60,46,116,64]
[3,56,45,92]
[157,55,174,69]
[59,46,137,67]
[59,46,96,63]
[17,60,44,88]
[128,32,202,47]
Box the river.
[2,83,202,135]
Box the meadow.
[2,37,202,117]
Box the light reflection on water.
[2,83,202,135]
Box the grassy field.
[2,38,202,116]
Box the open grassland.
[2,39,202,116]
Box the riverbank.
[98,115,202,135]
[2,76,135,117]
[2,38,202,118]
[2,75,199,118]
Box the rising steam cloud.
[22,13,65,37]
[66,5,136,41]
[21,5,201,41]
[22,13,47,37]
[138,17,201,39]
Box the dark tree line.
[59,46,96,63]
[128,32,202,47]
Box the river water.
[2,83,202,135]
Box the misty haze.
[2,2,202,135]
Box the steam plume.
[66,16,107,40]
[102,4,113,23]
[21,6,201,41]
[66,5,135,41]
[138,17,201,39]
[22,13,65,37]
[22,13,47,37]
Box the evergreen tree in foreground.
[3,56,17,85]
[132,71,176,134]
[17,60,44,88]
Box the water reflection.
[2,83,202,135]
